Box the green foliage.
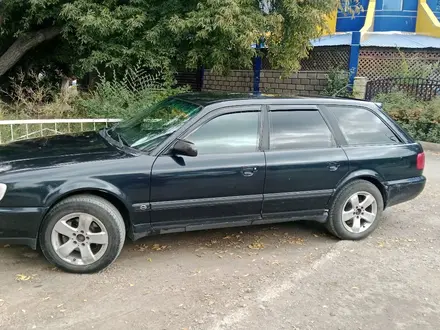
[321,69,352,98]
[375,91,440,143]
[73,66,189,119]
[0,67,188,120]
[1,0,353,78]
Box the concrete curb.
[420,141,440,152]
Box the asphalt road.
[0,152,439,330]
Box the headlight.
[0,184,7,201]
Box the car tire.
[326,180,384,240]
[39,194,125,274]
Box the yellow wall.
[360,0,376,41]
[323,10,338,36]
[416,0,440,38]
[318,10,337,36]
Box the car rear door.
[262,104,349,220]
[150,105,266,230]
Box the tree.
[0,0,345,79]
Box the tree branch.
[0,26,62,77]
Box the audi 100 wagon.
[0,93,426,273]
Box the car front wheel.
[39,195,125,273]
[326,180,384,240]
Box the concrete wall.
[203,70,329,96]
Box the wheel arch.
[329,170,388,209]
[39,186,133,243]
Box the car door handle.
[241,167,258,177]
[327,162,340,172]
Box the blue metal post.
[253,56,262,95]
[348,31,361,91]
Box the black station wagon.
[0,93,426,273]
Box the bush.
[74,67,189,119]
[321,69,352,98]
[0,67,190,120]
[374,91,440,143]
[0,70,77,119]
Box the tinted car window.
[185,111,260,154]
[269,110,335,150]
[329,106,399,145]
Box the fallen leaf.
[248,242,265,250]
[151,244,167,251]
[16,274,32,281]
[147,258,152,262]
[288,237,305,245]
[130,283,134,287]
[135,244,149,252]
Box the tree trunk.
[0,26,62,77]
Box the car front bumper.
[0,207,46,249]
[385,176,426,208]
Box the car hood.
[0,131,125,173]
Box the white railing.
[0,118,122,144]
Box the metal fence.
[0,118,121,145]
[175,69,204,91]
[365,77,440,101]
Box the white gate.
[0,118,121,144]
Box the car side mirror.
[172,139,198,157]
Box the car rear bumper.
[385,176,426,208]
[0,207,46,250]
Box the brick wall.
[260,71,329,96]
[203,70,253,92]
[203,70,329,96]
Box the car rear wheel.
[326,180,384,240]
[39,195,125,273]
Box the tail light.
[417,152,425,170]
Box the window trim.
[159,105,264,156]
[265,106,339,151]
[325,104,403,147]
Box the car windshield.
[108,98,202,153]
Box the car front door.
[262,105,349,220]
[150,105,265,230]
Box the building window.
[382,0,403,11]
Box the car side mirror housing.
[172,139,198,157]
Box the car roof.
[173,92,379,109]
